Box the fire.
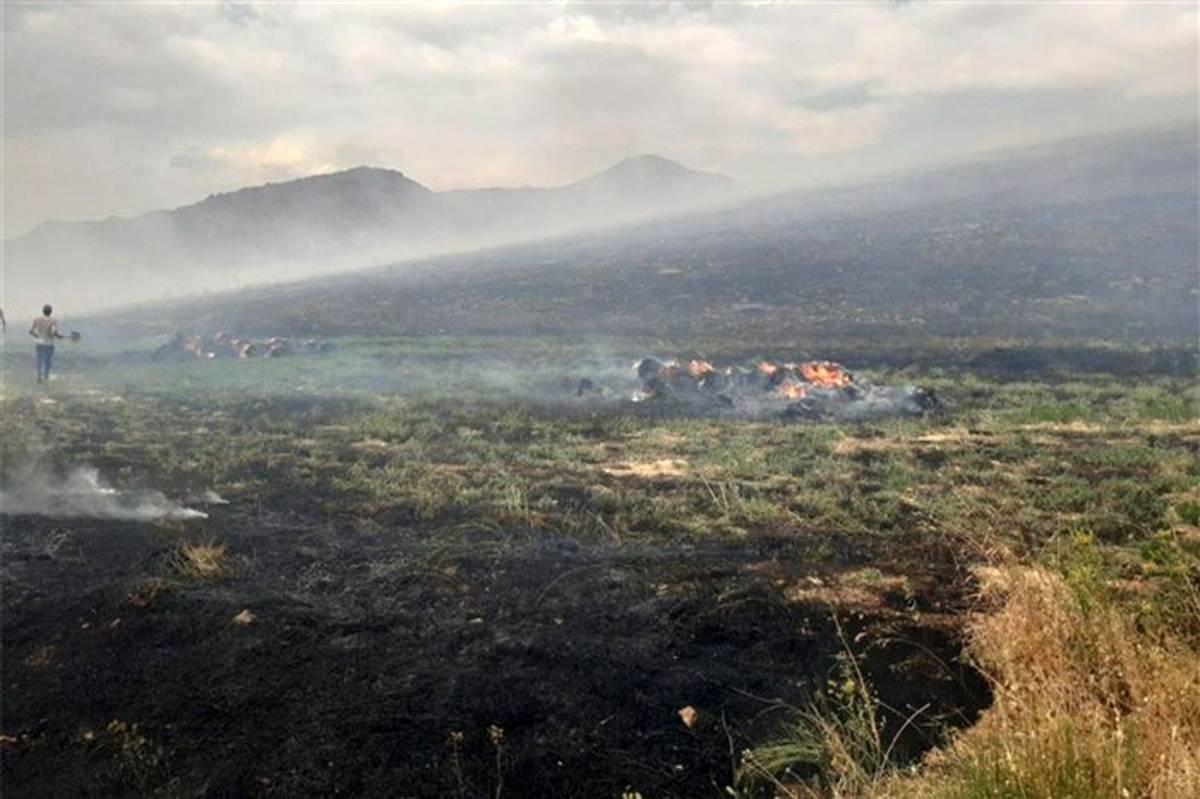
[622,353,937,420]
[775,382,808,399]
[636,356,855,407]
[798,361,852,388]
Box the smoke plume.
[0,466,207,521]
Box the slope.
[97,125,1197,353]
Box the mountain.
[1,156,734,314]
[436,154,733,242]
[109,125,1198,349]
[570,154,734,196]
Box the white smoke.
[0,466,207,521]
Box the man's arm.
[51,321,65,340]
[29,319,38,338]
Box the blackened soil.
[2,514,988,798]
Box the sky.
[2,1,1197,238]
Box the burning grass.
[630,356,938,421]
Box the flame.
[798,361,852,388]
[639,356,852,401]
[775,382,808,399]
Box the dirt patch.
[351,438,393,451]
[783,572,917,614]
[833,428,999,456]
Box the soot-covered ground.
[2,513,984,798]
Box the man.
[29,304,64,382]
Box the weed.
[739,620,926,798]
[488,724,506,799]
[447,731,467,799]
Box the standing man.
[29,305,64,382]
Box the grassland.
[1,337,1198,797]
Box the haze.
[1,2,1197,316]
[4,2,1196,235]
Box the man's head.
[42,305,52,317]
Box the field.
[2,337,1197,797]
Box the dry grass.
[123,578,171,608]
[166,539,233,580]
[601,459,690,478]
[743,564,1200,799]
[888,565,1200,799]
[22,645,58,670]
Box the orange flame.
[687,359,715,379]
[775,382,808,399]
[798,361,852,388]
[758,361,779,376]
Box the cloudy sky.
[2,1,1196,237]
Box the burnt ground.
[1,511,987,798]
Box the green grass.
[3,340,1196,555]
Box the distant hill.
[2,156,734,314]
[109,125,1197,349]
[436,154,733,243]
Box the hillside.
[2,156,733,314]
[106,126,1198,351]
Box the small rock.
[678,705,698,728]
[232,609,256,626]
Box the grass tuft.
[167,539,233,580]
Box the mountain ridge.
[2,154,735,314]
[16,157,729,237]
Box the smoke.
[2,157,736,316]
[0,465,207,521]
